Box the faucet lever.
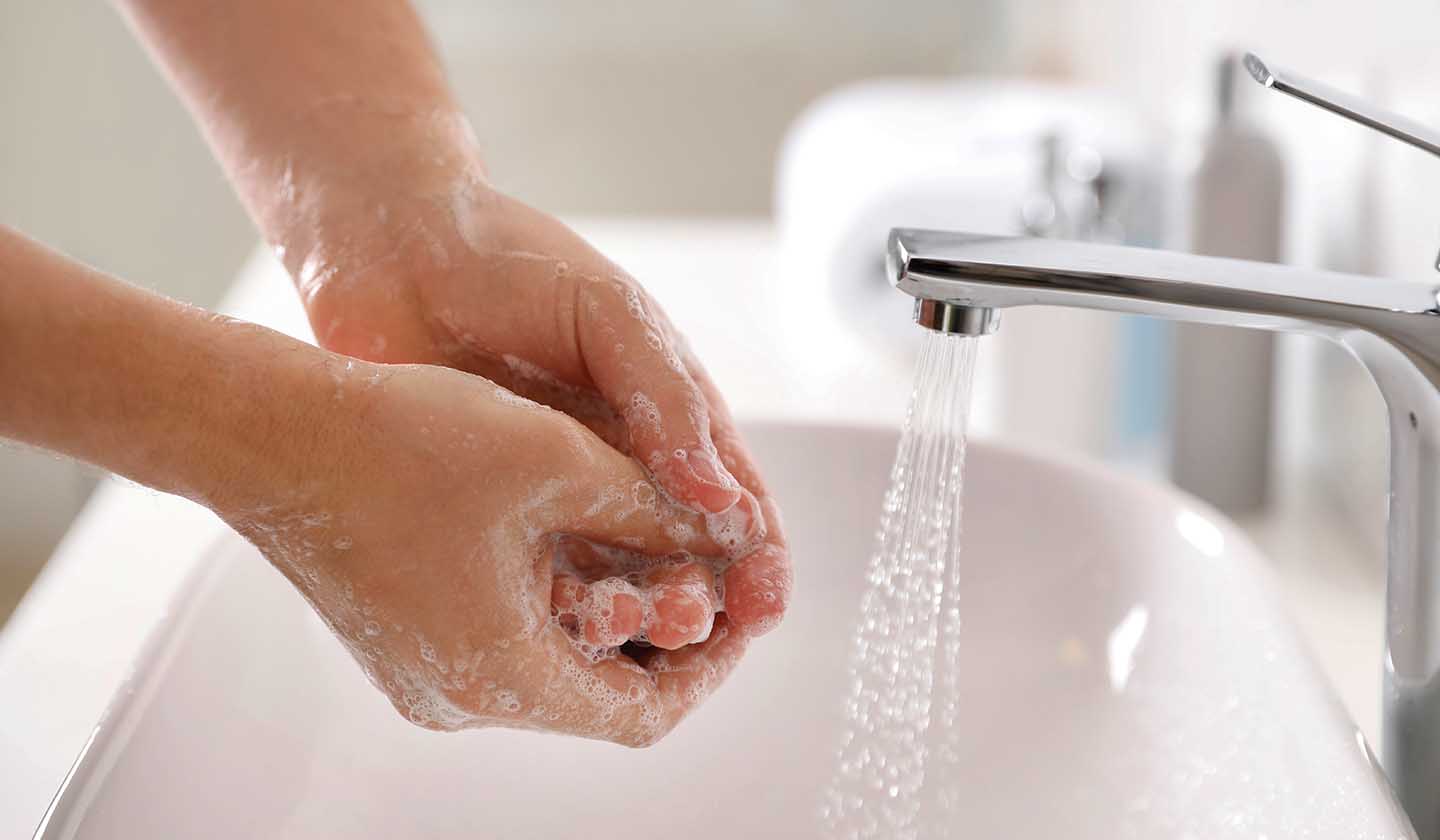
[1246,52,1440,277]
[1244,52,1440,158]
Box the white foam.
[704,493,763,558]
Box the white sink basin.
[36,423,1413,838]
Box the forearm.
[114,0,481,264]
[0,226,338,515]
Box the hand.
[281,162,791,637]
[225,359,748,746]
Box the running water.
[820,331,979,840]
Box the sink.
[35,422,1414,838]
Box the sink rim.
[30,422,1412,838]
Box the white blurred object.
[775,79,1172,459]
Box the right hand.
[224,358,749,746]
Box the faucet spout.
[889,227,1440,837]
[911,300,1001,336]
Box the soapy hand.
[282,163,791,638]
[227,359,748,745]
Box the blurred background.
[3,0,1440,731]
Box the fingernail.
[721,545,791,636]
[687,448,737,488]
[705,492,765,557]
[686,448,742,513]
[690,609,716,645]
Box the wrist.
[260,117,499,362]
[192,338,371,524]
[259,100,488,268]
[0,229,363,523]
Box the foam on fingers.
[721,544,792,636]
[564,457,728,560]
[642,561,719,649]
[575,274,742,514]
[550,565,644,647]
[581,578,644,647]
[680,348,794,638]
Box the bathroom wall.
[0,3,254,621]
[0,1,1002,622]
[424,1,1008,214]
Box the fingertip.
[643,446,743,515]
[610,590,644,640]
[583,618,623,647]
[722,544,792,636]
[704,490,765,557]
[683,447,743,513]
[647,585,715,649]
[578,579,645,647]
[639,562,718,649]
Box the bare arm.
[0,224,743,743]
[0,224,334,513]
[115,0,469,262]
[115,0,793,635]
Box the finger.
[551,539,717,648]
[641,562,719,650]
[683,353,793,635]
[561,437,757,560]
[545,541,647,646]
[551,571,584,629]
[459,353,632,453]
[575,275,742,514]
[538,612,750,747]
[579,578,645,647]
[681,349,771,497]
[720,540,792,636]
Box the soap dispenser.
[1171,53,1286,513]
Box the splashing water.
[820,331,979,840]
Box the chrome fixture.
[1244,53,1440,159]
[888,53,1440,838]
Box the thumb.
[576,275,742,514]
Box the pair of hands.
[240,170,790,746]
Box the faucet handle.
[1245,52,1440,273]
[1244,52,1440,158]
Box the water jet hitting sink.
[889,52,1440,838]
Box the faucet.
[888,53,1440,838]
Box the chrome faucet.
[888,54,1440,839]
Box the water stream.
[820,331,979,840]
